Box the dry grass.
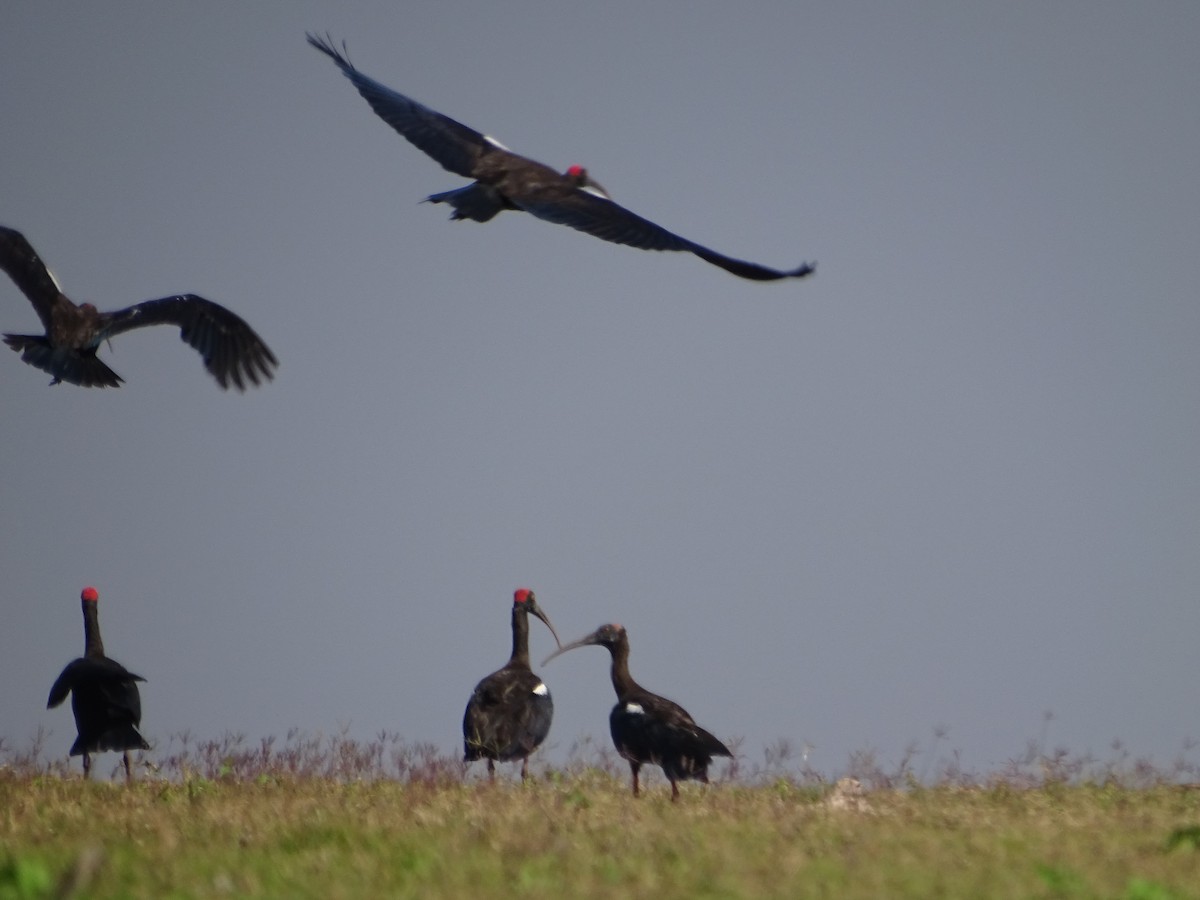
[2,732,1199,898]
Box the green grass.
[3,771,1199,899]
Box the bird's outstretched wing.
[99,295,278,391]
[307,33,493,180]
[0,226,66,332]
[519,190,815,281]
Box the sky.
[2,2,1198,782]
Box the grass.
[2,732,1199,898]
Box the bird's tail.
[3,333,123,388]
[424,184,506,223]
[697,726,733,759]
[70,724,149,755]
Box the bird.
[463,588,563,781]
[544,623,731,800]
[1,225,278,389]
[307,34,816,282]
[46,586,149,783]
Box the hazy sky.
[3,2,1197,781]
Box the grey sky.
[2,2,1197,779]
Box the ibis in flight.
[307,34,815,282]
[1,225,278,390]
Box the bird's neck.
[507,607,531,670]
[81,601,105,659]
[608,640,639,699]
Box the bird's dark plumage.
[47,587,148,782]
[463,589,562,780]
[544,623,731,800]
[307,34,815,282]
[1,226,278,389]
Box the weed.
[3,731,1199,897]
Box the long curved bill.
[528,598,563,651]
[542,630,602,666]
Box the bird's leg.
[520,757,529,781]
[670,778,680,802]
[629,761,640,797]
[487,758,496,783]
[82,752,91,780]
[123,750,133,785]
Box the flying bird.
[307,34,815,282]
[463,589,562,781]
[1,225,278,389]
[47,586,149,783]
[544,623,731,800]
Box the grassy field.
[3,735,1199,898]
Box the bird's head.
[565,164,610,199]
[513,588,563,650]
[81,586,99,603]
[542,622,626,665]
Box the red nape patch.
[566,164,585,178]
[514,588,533,604]
[81,586,99,603]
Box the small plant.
[1165,825,1200,851]
[1036,862,1087,895]
[1124,878,1178,900]
[0,856,52,900]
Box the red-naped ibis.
[307,34,815,282]
[463,589,562,780]
[1,225,278,390]
[46,586,149,782]
[544,622,731,800]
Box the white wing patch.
[532,682,548,696]
[624,702,645,715]
[484,134,511,151]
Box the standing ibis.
[1,225,278,389]
[544,623,731,800]
[463,589,562,781]
[46,587,149,782]
[307,34,816,282]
